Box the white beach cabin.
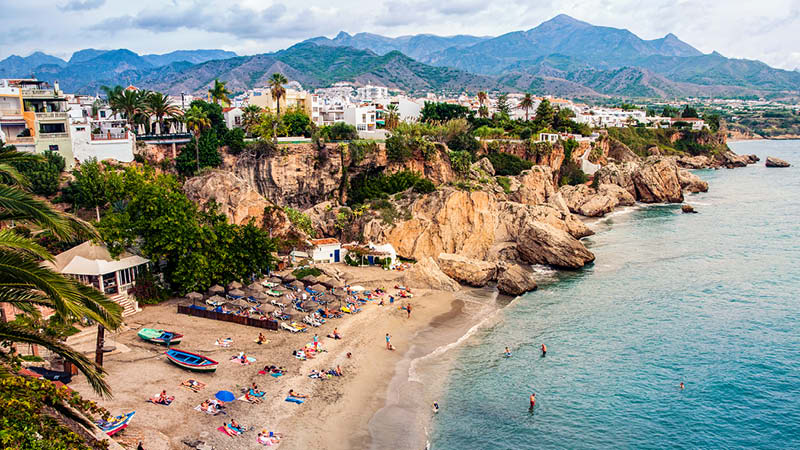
[309,238,342,264]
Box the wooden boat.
[96,411,135,436]
[138,328,183,345]
[165,348,218,372]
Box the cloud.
[60,0,105,11]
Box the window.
[76,127,85,131]
[48,145,59,151]
[100,111,106,118]
[234,116,241,125]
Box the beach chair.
[303,315,321,327]
[281,322,301,333]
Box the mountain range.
[1,14,797,99]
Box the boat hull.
[138,329,183,345]
[165,349,218,372]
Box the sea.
[378,140,800,450]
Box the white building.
[344,105,376,132]
[222,107,243,129]
[309,238,342,264]
[356,85,389,101]
[70,118,135,163]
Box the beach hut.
[227,281,242,290]
[209,285,224,295]
[229,289,245,297]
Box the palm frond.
[0,228,53,260]
[0,322,111,396]
[0,185,73,238]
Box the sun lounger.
[281,322,303,333]
[285,396,304,404]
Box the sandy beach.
[68,266,462,450]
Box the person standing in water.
[529,393,536,410]
[541,343,547,357]
[680,382,685,390]
[504,347,512,357]
[385,333,392,350]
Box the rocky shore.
[183,133,759,297]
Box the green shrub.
[128,267,169,304]
[347,140,379,166]
[348,170,435,205]
[284,206,316,237]
[224,127,246,154]
[474,125,506,139]
[449,150,473,175]
[446,132,479,154]
[321,122,358,141]
[13,150,65,196]
[293,267,322,279]
[487,152,533,176]
[497,176,511,193]
[412,178,435,194]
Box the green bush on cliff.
[348,170,435,206]
[607,127,722,157]
[487,152,533,176]
[347,140,379,166]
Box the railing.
[35,111,68,120]
[38,132,69,139]
[0,108,23,116]
[91,131,129,141]
[22,88,60,97]
[6,136,34,144]
[177,304,279,330]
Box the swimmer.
[680,382,685,390]
[541,343,547,357]
[504,347,512,357]
[432,401,440,413]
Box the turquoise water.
[430,141,800,449]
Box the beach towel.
[215,338,234,347]
[285,396,304,404]
[181,380,206,392]
[231,355,256,365]
[217,426,238,436]
[195,405,224,415]
[248,389,266,398]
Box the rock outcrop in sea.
[765,156,791,167]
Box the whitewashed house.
[309,238,342,264]
[223,107,243,129]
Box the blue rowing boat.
[165,348,218,372]
[96,411,135,436]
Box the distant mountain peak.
[335,31,352,40]
[538,14,590,28]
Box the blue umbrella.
[215,390,235,403]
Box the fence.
[177,304,278,330]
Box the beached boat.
[165,349,218,372]
[138,328,183,345]
[96,411,135,436]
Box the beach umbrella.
[169,122,176,134]
[283,274,297,282]
[252,291,269,300]
[186,291,203,305]
[290,280,304,290]
[228,281,243,290]
[138,123,145,135]
[303,275,318,285]
[215,390,235,403]
[154,122,161,135]
[316,275,332,286]
[181,122,187,133]
[310,284,326,293]
[206,294,226,304]
[209,285,224,294]
[247,282,262,291]
[268,276,282,283]
[229,288,245,297]
[330,279,345,288]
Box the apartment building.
[343,104,377,132]
[245,87,313,118]
[0,79,74,165]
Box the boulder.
[516,221,595,269]
[632,158,684,203]
[511,166,558,205]
[765,156,790,168]
[647,145,661,156]
[471,157,495,176]
[560,184,615,217]
[437,253,497,287]
[597,184,635,206]
[677,155,711,169]
[677,169,709,193]
[719,150,757,168]
[681,204,697,214]
[496,263,538,296]
[594,162,637,198]
[401,257,460,291]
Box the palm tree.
[478,105,489,119]
[116,89,146,130]
[145,92,182,135]
[268,73,288,144]
[0,143,122,396]
[100,85,124,118]
[241,104,263,135]
[183,105,211,172]
[385,104,399,130]
[208,79,231,106]
[519,93,534,121]
[477,91,488,107]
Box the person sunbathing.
[250,383,263,395]
[288,389,307,398]
[257,333,266,345]
[244,391,262,404]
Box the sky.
[1,0,799,70]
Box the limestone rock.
[677,155,711,169]
[594,162,637,198]
[437,253,497,287]
[471,157,495,176]
[516,221,595,269]
[720,150,758,168]
[678,169,709,193]
[184,170,274,226]
[560,184,615,217]
[496,263,538,296]
[647,145,661,156]
[597,184,635,206]
[681,204,697,214]
[632,158,684,203]
[511,166,558,205]
[765,156,790,168]
[401,257,460,291]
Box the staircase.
[109,293,140,317]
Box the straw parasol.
[208,285,224,294]
[268,276,282,283]
[316,275,332,286]
[229,288,245,297]
[310,284,326,293]
[283,274,297,282]
[206,294,226,304]
[330,279,345,288]
[290,280,305,290]
[186,292,203,301]
[228,281,243,290]
[252,291,269,300]
[247,282,261,291]
[303,275,318,285]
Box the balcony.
[91,131,129,141]
[35,111,68,120]
[22,88,63,99]
[38,132,70,140]
[6,136,35,144]
[0,108,23,118]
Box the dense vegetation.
[607,127,725,156]
[486,152,533,176]
[347,169,435,206]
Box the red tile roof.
[310,238,340,246]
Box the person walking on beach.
[313,334,319,351]
[541,343,547,357]
[529,393,536,410]
[385,333,392,350]
[407,303,412,318]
